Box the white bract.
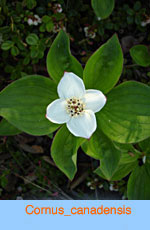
[46,72,106,138]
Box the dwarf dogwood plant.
[0,30,150,199]
[46,72,106,138]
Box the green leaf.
[133,1,141,11]
[83,34,123,94]
[39,24,46,32]
[99,149,121,180]
[42,16,54,32]
[110,147,139,180]
[51,125,83,180]
[0,75,60,135]
[83,129,121,180]
[83,133,139,181]
[92,0,115,19]
[1,176,8,188]
[81,130,104,160]
[139,137,150,155]
[127,16,134,24]
[95,144,139,181]
[23,56,30,65]
[1,41,14,50]
[47,30,83,83]
[42,15,51,23]
[97,81,150,143]
[26,0,37,9]
[82,128,120,161]
[11,46,19,56]
[4,65,14,73]
[127,8,134,16]
[30,47,39,58]
[113,143,141,163]
[130,45,150,67]
[26,33,39,46]
[0,118,21,136]
[127,163,150,200]
[111,161,138,181]
[46,21,54,32]
[95,161,137,181]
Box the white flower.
[53,24,66,33]
[84,27,96,39]
[84,27,88,34]
[87,182,92,187]
[27,15,42,26]
[54,3,63,13]
[109,184,114,191]
[98,184,103,189]
[33,21,38,26]
[34,15,42,24]
[27,18,33,26]
[141,19,150,27]
[122,195,126,200]
[90,186,95,190]
[142,156,146,164]
[46,72,106,139]
[141,21,146,27]
[109,183,118,192]
[16,196,23,200]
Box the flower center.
[66,97,85,117]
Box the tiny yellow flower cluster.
[66,97,85,117]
